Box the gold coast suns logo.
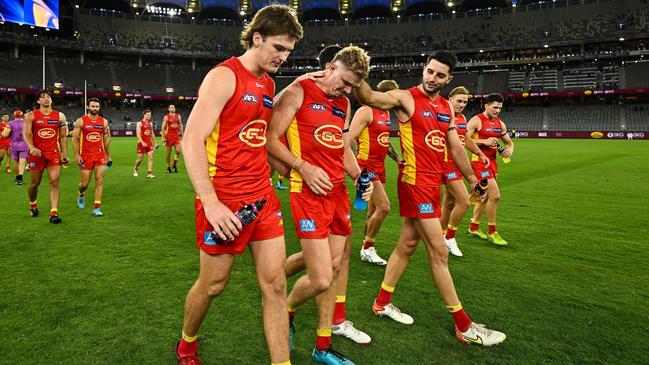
[377,132,390,147]
[239,120,267,147]
[424,130,446,152]
[38,128,56,139]
[314,125,343,149]
[86,132,102,143]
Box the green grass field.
[1,138,648,365]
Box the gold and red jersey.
[140,120,153,145]
[399,87,454,187]
[79,115,106,154]
[356,108,392,167]
[203,56,275,200]
[287,79,349,193]
[0,121,8,146]
[32,109,62,152]
[471,113,504,161]
[444,113,467,165]
[165,113,181,139]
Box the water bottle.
[469,179,489,205]
[105,160,113,171]
[354,168,371,211]
[497,144,511,164]
[61,156,70,168]
[209,199,266,244]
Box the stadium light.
[392,6,398,11]
[544,44,549,48]
[619,37,625,41]
[75,5,79,8]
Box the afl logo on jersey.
[377,132,390,147]
[239,120,267,147]
[424,130,446,152]
[242,92,259,104]
[314,124,343,149]
[86,132,102,143]
[310,103,327,112]
[422,111,434,118]
[38,128,56,139]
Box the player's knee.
[376,201,390,217]
[260,271,287,298]
[49,179,59,189]
[95,175,104,185]
[458,197,471,211]
[204,279,228,298]
[397,239,418,256]
[311,272,333,292]
[489,194,501,203]
[431,245,449,266]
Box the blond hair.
[449,86,470,98]
[377,80,399,92]
[331,45,370,80]
[240,5,303,50]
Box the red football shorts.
[195,188,284,255]
[472,158,498,180]
[358,161,386,183]
[80,152,107,170]
[165,135,180,147]
[137,142,154,154]
[398,178,441,219]
[28,150,61,171]
[290,185,352,239]
[442,162,464,184]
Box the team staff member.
[2,110,29,184]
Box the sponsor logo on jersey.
[368,171,377,179]
[314,124,344,149]
[37,128,56,139]
[437,113,451,123]
[300,219,316,232]
[419,203,434,214]
[47,120,59,125]
[481,171,491,178]
[242,92,259,104]
[493,128,503,133]
[458,124,467,130]
[255,82,265,88]
[310,103,327,112]
[424,130,446,152]
[262,95,273,109]
[446,171,457,179]
[238,120,267,147]
[93,125,104,130]
[332,107,346,119]
[377,131,391,147]
[36,120,44,124]
[85,132,102,143]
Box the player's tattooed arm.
[499,122,514,157]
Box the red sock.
[447,304,472,333]
[469,222,480,232]
[445,227,457,239]
[50,209,58,217]
[177,338,198,357]
[173,160,177,167]
[332,296,346,325]
[376,282,394,307]
[315,329,332,351]
[488,224,496,234]
[94,202,101,209]
[29,202,38,209]
[363,241,374,250]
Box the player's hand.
[502,148,512,157]
[398,159,405,169]
[358,179,374,202]
[29,146,42,157]
[299,162,333,196]
[296,70,326,83]
[479,153,490,168]
[467,175,478,195]
[141,142,148,148]
[75,154,84,165]
[161,138,167,144]
[486,137,499,147]
[204,200,242,241]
